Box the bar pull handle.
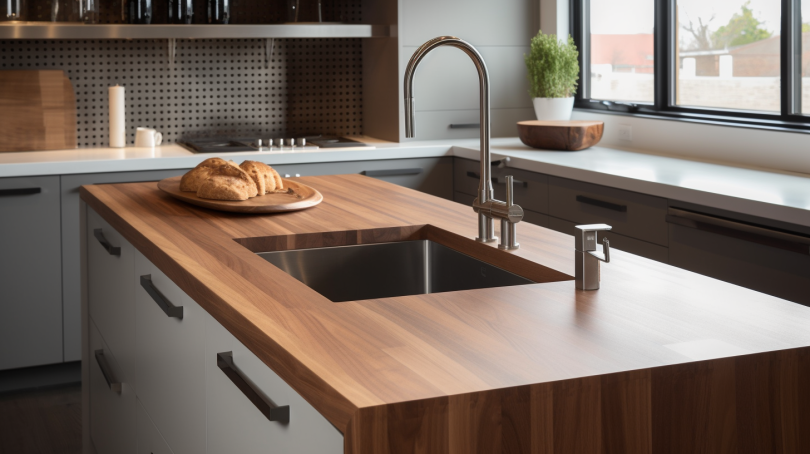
[576,195,627,212]
[0,187,41,196]
[449,123,480,129]
[94,350,122,395]
[217,352,290,424]
[93,229,121,256]
[362,168,423,177]
[140,275,183,319]
[588,237,611,263]
[466,171,527,187]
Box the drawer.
[89,317,136,454]
[547,216,669,263]
[205,311,343,454]
[455,191,549,229]
[409,108,535,140]
[87,207,136,378]
[136,400,173,454]
[264,157,453,200]
[668,208,810,306]
[0,175,63,370]
[134,251,206,454]
[454,158,549,214]
[548,176,669,246]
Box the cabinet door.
[205,312,343,454]
[87,208,136,381]
[134,251,206,454]
[454,157,549,213]
[137,399,174,454]
[0,176,63,370]
[89,317,136,454]
[63,169,188,362]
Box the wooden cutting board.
[0,70,77,152]
[517,120,604,151]
[157,176,323,213]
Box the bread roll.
[196,175,257,201]
[180,157,229,192]
[239,160,277,194]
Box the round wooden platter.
[157,176,323,214]
[517,120,604,151]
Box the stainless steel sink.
[257,240,533,302]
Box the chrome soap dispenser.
[575,224,612,290]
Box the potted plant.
[525,31,579,121]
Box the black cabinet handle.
[362,168,423,177]
[93,229,121,256]
[576,195,627,212]
[94,350,122,395]
[465,171,527,188]
[449,123,480,129]
[217,352,290,424]
[0,187,41,196]
[666,207,810,256]
[140,275,183,319]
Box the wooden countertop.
[81,175,810,454]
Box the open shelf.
[0,23,388,40]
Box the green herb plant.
[525,31,580,98]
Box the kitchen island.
[80,174,810,454]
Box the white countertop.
[3,137,810,227]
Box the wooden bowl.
[517,120,604,151]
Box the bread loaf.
[180,157,229,192]
[240,160,277,194]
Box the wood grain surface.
[81,174,810,454]
[0,70,77,152]
[517,120,604,151]
[157,176,323,213]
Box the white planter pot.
[532,97,574,121]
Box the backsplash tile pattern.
[0,38,363,147]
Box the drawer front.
[271,157,454,200]
[454,158,549,214]
[89,317,136,454]
[205,311,343,454]
[87,207,136,378]
[547,216,669,263]
[409,108,535,140]
[455,191,549,228]
[669,218,810,307]
[134,251,206,454]
[136,400,173,454]
[0,175,63,370]
[548,176,669,246]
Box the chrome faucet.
[575,224,612,290]
[404,36,523,249]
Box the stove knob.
[278,138,284,147]
[267,138,273,148]
[256,139,263,148]
[296,137,306,147]
[287,138,296,148]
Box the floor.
[0,384,82,454]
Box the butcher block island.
[79,174,810,454]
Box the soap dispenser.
[574,224,612,290]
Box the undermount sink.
[257,240,534,302]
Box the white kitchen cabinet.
[134,250,206,454]
[205,311,343,454]
[136,399,174,454]
[89,317,136,454]
[0,176,63,370]
[87,208,137,381]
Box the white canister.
[109,85,126,148]
[532,97,575,121]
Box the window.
[571,0,810,131]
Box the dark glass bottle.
[124,0,152,24]
[208,0,230,24]
[168,0,193,24]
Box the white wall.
[572,110,810,175]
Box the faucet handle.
[587,237,610,263]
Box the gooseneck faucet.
[404,36,523,248]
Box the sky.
[590,0,809,35]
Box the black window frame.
[570,0,808,133]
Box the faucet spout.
[404,36,499,242]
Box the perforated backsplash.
[0,38,363,147]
